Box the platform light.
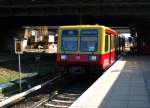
[61,55,68,60]
[89,55,97,61]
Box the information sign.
[15,40,23,54]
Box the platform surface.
[70,55,150,108]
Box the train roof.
[59,25,117,33]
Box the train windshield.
[80,30,98,52]
[61,30,78,51]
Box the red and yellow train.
[57,25,125,73]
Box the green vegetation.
[0,54,57,84]
[0,68,26,84]
[0,62,56,84]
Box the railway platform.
[70,55,150,108]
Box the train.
[57,25,125,74]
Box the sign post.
[15,39,23,92]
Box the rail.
[0,74,64,107]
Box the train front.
[57,26,101,73]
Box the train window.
[105,34,109,52]
[61,30,78,51]
[80,37,98,51]
[80,30,98,52]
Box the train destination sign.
[80,30,98,35]
[62,30,79,35]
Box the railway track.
[0,53,101,108]
[6,73,99,108]
[0,73,65,108]
[43,83,86,108]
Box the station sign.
[14,38,23,92]
[15,39,23,54]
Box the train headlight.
[61,55,68,60]
[89,55,97,61]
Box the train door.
[108,33,112,65]
[110,34,115,64]
[114,35,118,57]
[103,32,111,68]
[117,36,121,55]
